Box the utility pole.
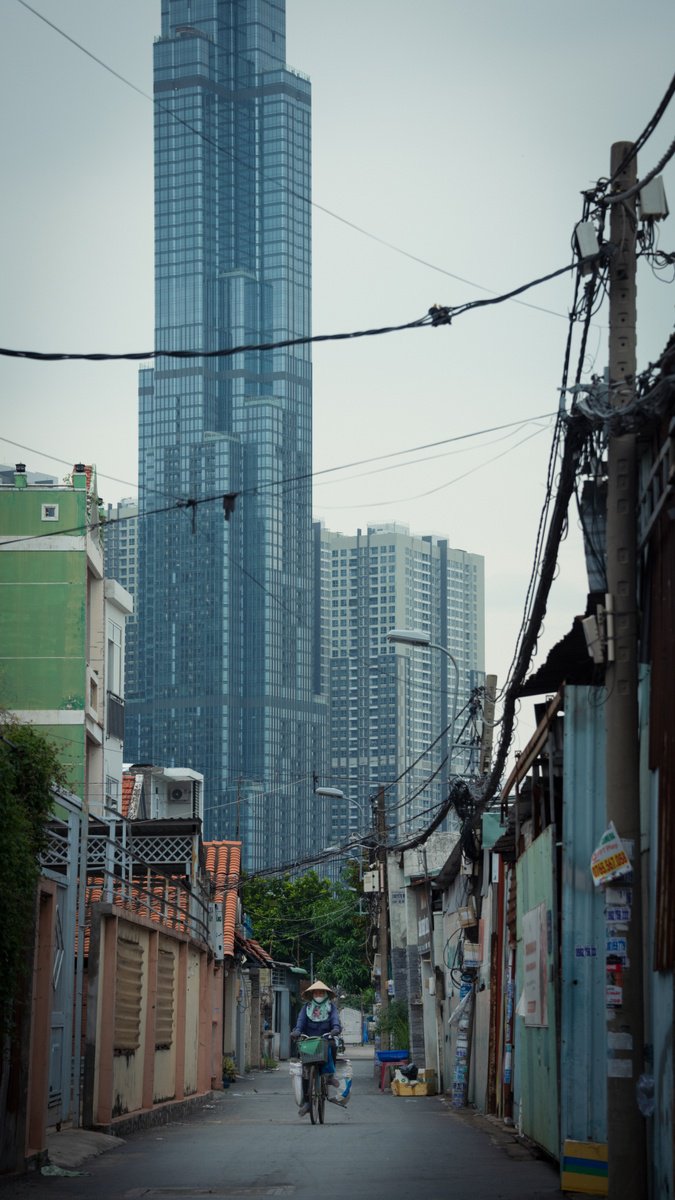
[376,787,389,1031]
[479,674,498,777]
[605,141,647,1197]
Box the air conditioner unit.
[168,783,192,804]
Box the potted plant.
[222,1054,237,1087]
[375,999,410,1051]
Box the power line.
[0,314,431,363]
[608,73,675,182]
[0,256,596,364]
[603,136,675,207]
[1,411,558,506]
[304,417,555,494]
[321,422,552,510]
[0,410,560,548]
[0,437,184,507]
[14,0,579,325]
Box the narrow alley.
[0,1049,560,1200]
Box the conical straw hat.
[304,979,335,996]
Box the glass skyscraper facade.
[128,1,326,869]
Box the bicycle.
[297,1033,337,1125]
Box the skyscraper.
[128,1,326,869]
[315,522,485,844]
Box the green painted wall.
[0,485,90,796]
[0,489,85,537]
[33,724,86,799]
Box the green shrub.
[0,718,65,1032]
[375,999,409,1050]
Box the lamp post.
[386,628,459,732]
[315,786,373,844]
[387,628,460,794]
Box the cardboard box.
[391,1069,437,1097]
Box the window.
[107,621,123,696]
[41,503,59,521]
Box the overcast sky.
[2,0,674,759]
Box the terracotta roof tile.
[203,840,241,957]
[82,873,193,957]
[247,937,275,966]
[121,773,137,819]
[234,933,275,966]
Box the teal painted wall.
[515,825,560,1158]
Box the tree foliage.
[241,861,370,996]
[0,717,66,1027]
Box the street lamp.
[387,627,460,779]
[315,786,373,838]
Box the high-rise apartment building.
[315,523,485,844]
[128,2,325,869]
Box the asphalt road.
[1,1051,562,1200]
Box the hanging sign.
[590,822,632,886]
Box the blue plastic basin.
[376,1050,409,1063]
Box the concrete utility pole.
[605,141,647,1198]
[376,787,389,1031]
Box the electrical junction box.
[457,897,477,927]
[639,176,669,220]
[574,221,599,273]
[363,868,380,893]
[209,903,224,960]
[463,942,482,968]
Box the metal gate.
[41,790,84,1126]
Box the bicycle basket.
[298,1037,329,1064]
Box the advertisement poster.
[590,822,632,886]
[522,902,548,1027]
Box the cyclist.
[291,980,342,1117]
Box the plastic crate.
[376,1049,409,1063]
[299,1037,329,1065]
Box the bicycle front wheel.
[308,1066,319,1125]
[317,1071,326,1124]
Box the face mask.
[312,993,327,1003]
